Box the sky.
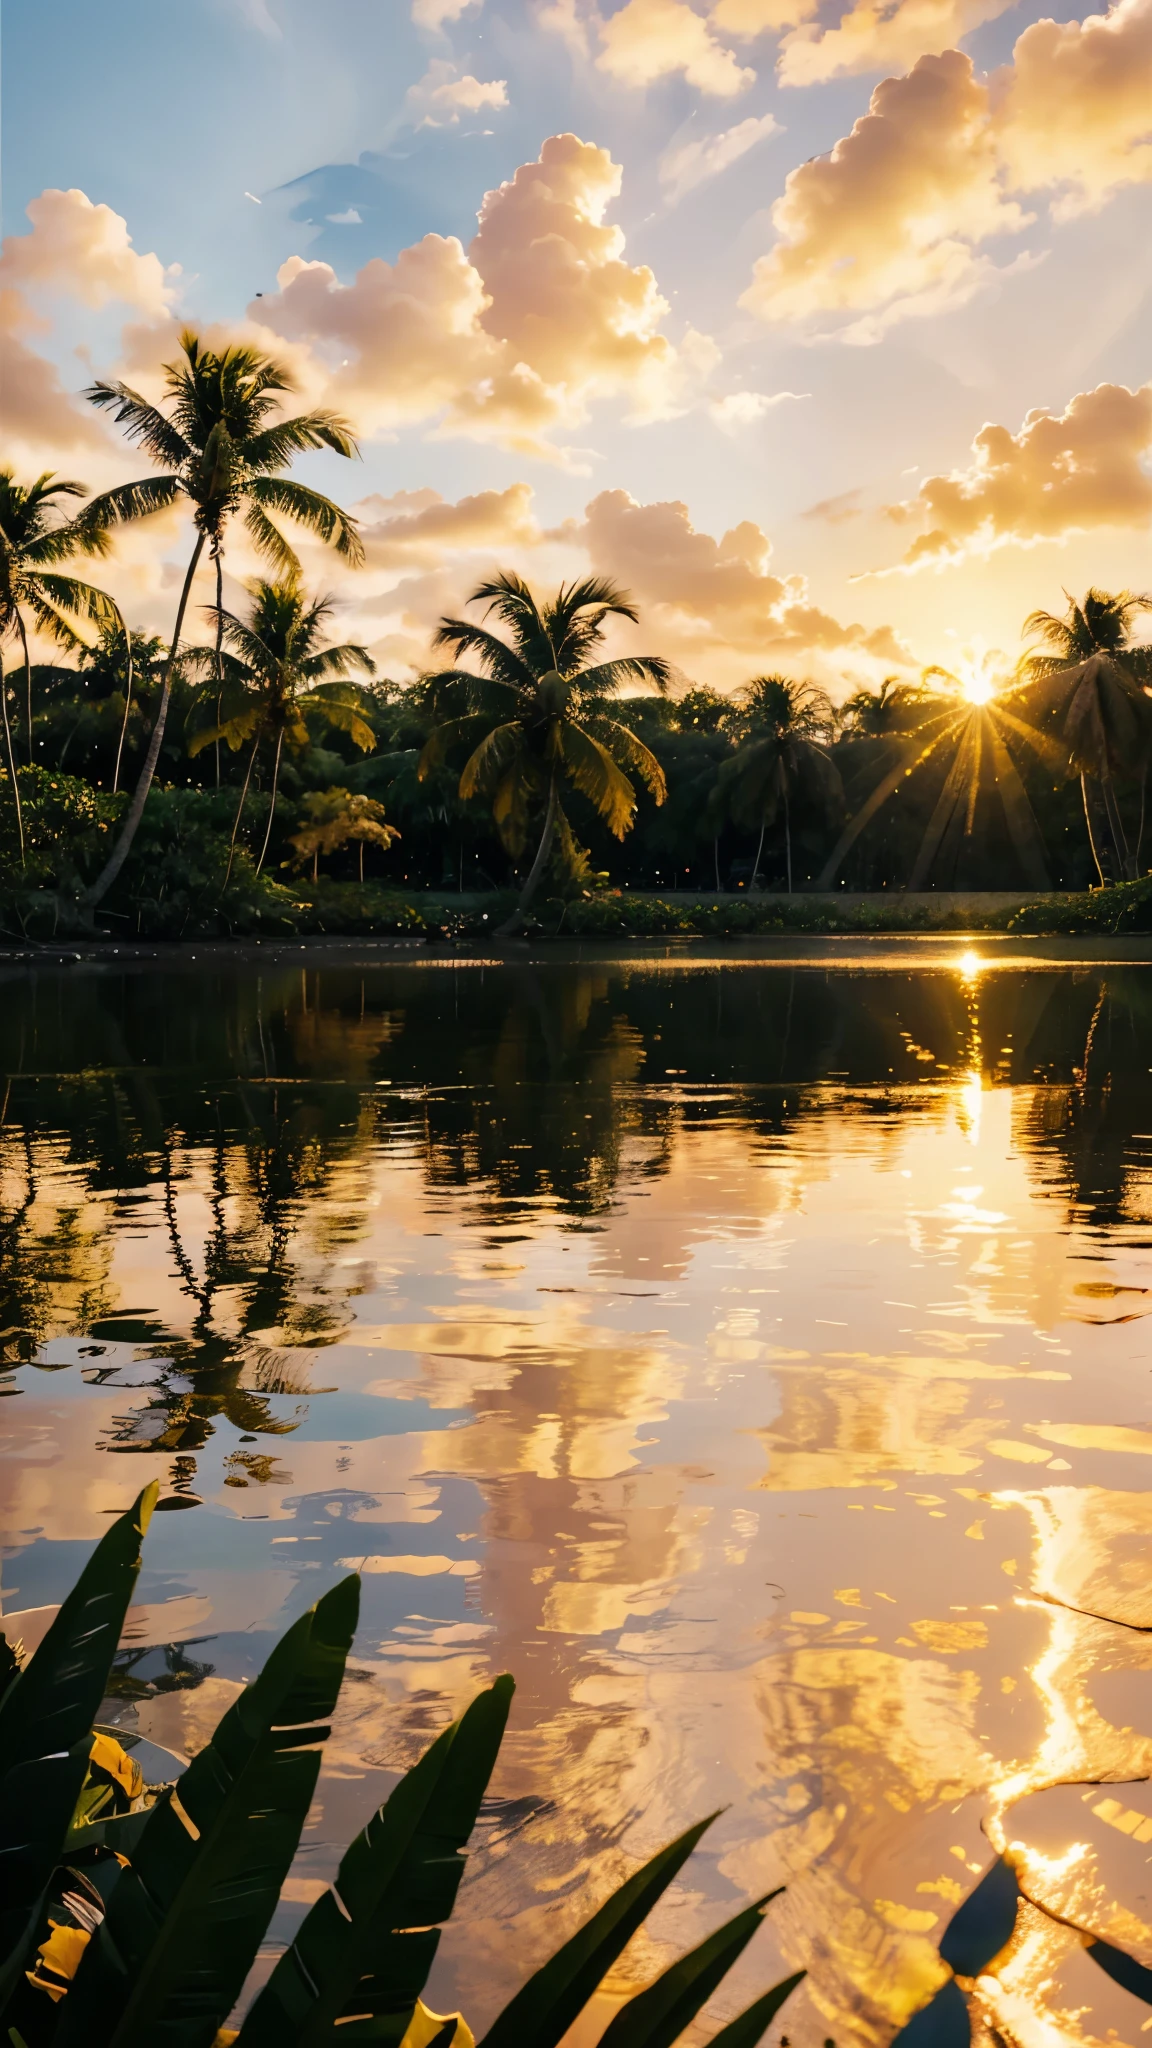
[2,0,1151,693]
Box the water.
[4,939,1152,2045]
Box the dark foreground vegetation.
[3,1490,1152,2046]
[3,333,1152,942]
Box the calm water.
[5,941,1152,2045]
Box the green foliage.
[0,1526,804,2048]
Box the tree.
[0,470,121,861]
[186,576,376,878]
[79,331,365,906]
[838,676,931,741]
[817,668,1060,891]
[711,676,841,893]
[1017,588,1152,885]
[286,786,399,881]
[419,572,672,930]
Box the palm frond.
[299,642,375,681]
[562,722,639,838]
[593,718,667,804]
[242,500,301,578]
[84,382,191,469]
[575,656,675,701]
[245,476,364,565]
[433,618,537,694]
[459,721,525,802]
[244,410,360,470]
[82,475,184,529]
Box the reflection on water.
[4,947,1152,2042]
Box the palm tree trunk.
[255,731,284,875]
[213,545,224,791]
[0,658,25,865]
[713,834,720,893]
[111,609,134,796]
[224,734,261,887]
[783,784,792,894]
[1135,765,1148,877]
[751,813,767,889]
[312,848,318,883]
[1081,772,1107,888]
[1101,773,1133,879]
[83,531,207,910]
[359,841,364,885]
[498,771,558,935]
[17,613,34,770]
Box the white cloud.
[404,60,509,126]
[710,389,808,429]
[659,112,780,202]
[774,0,1015,87]
[411,0,480,29]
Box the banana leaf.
[597,1893,782,2048]
[480,1814,721,2048]
[0,1484,157,1997]
[55,1572,361,2048]
[237,1673,514,2047]
[705,1971,805,2048]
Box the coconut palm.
[711,676,841,893]
[419,572,672,930]
[1017,588,1152,884]
[817,667,1060,891]
[185,577,375,879]
[78,332,364,906]
[0,470,121,860]
[838,676,932,741]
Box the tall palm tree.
[419,572,672,931]
[0,470,121,860]
[1017,588,1152,885]
[186,577,376,879]
[838,676,931,741]
[78,331,365,906]
[816,668,1059,891]
[711,676,841,893]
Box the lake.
[4,938,1152,2045]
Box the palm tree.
[418,572,672,931]
[78,332,365,906]
[186,577,376,879]
[816,668,1059,891]
[1017,588,1152,885]
[0,470,121,860]
[711,676,841,893]
[838,676,931,741]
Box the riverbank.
[2,874,1150,956]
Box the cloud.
[885,381,1152,565]
[774,0,1013,86]
[659,112,780,202]
[804,488,865,522]
[0,188,176,316]
[711,0,817,35]
[710,389,808,429]
[404,59,509,126]
[355,483,542,567]
[411,0,479,29]
[251,135,711,455]
[596,0,755,94]
[741,51,1030,337]
[577,488,912,674]
[994,0,1152,216]
[0,291,112,464]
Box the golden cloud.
[886,382,1152,565]
[251,135,710,456]
[596,0,756,92]
[354,483,542,569]
[404,59,509,126]
[578,488,912,673]
[742,51,1030,337]
[994,0,1152,216]
[0,188,175,316]
[774,0,1013,85]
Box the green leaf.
[480,1815,722,2048]
[596,1893,781,2048]
[0,1485,156,1993]
[937,1856,1018,1977]
[56,1573,360,2048]
[890,1978,969,2047]
[1087,1938,1152,2004]
[705,1971,805,2048]
[238,1674,514,2048]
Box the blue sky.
[3,0,1151,686]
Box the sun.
[950,646,1004,705]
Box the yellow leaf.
[399,1998,475,2048]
